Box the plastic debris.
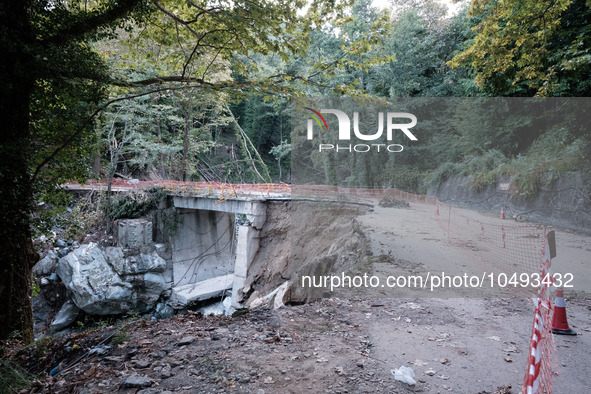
[391,365,416,385]
[88,344,112,356]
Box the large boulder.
[49,300,80,332]
[56,243,167,315]
[33,250,58,276]
[105,247,166,276]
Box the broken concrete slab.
[171,274,234,307]
[249,281,290,310]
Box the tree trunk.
[106,167,114,234]
[181,108,190,181]
[91,152,102,177]
[154,92,167,179]
[0,0,37,342]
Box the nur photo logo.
[305,107,418,153]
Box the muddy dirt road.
[357,202,591,393]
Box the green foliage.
[422,147,507,192]
[31,189,75,237]
[423,161,463,191]
[382,167,427,194]
[97,86,226,181]
[451,99,525,156]
[111,328,130,345]
[424,125,589,197]
[31,280,41,298]
[29,79,101,188]
[108,0,358,94]
[34,335,54,357]
[504,129,589,197]
[107,187,166,220]
[64,192,106,241]
[0,360,34,393]
[231,309,249,317]
[464,150,506,175]
[26,0,149,188]
[450,0,591,96]
[269,141,291,182]
[269,142,292,164]
[227,112,272,183]
[368,7,475,97]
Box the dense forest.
[1,0,590,342]
[90,0,591,194]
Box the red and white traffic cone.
[551,289,576,335]
[500,207,505,219]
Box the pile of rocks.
[33,219,174,335]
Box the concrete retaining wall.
[171,209,235,287]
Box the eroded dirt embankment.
[239,200,371,305]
